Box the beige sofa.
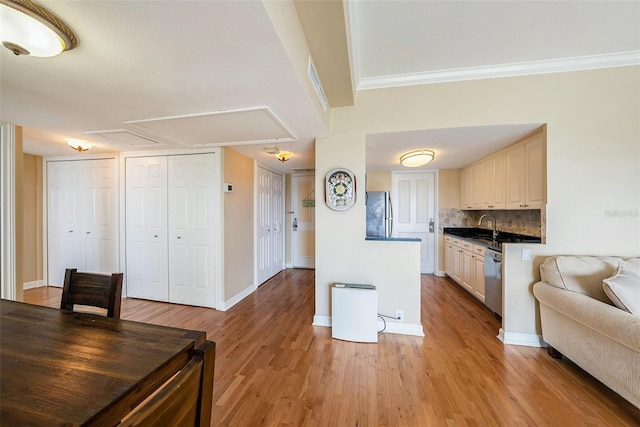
[533,256,640,409]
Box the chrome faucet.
[478,213,499,241]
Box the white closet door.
[125,156,169,301]
[47,159,118,286]
[270,173,284,274]
[168,154,216,308]
[81,161,118,273]
[47,162,82,286]
[256,167,273,285]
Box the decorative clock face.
[325,168,356,211]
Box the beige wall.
[316,66,640,343]
[365,171,391,191]
[223,147,255,303]
[22,154,43,284]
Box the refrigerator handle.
[388,193,394,238]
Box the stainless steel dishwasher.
[484,248,502,318]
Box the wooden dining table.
[0,299,214,426]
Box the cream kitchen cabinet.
[444,235,486,303]
[481,153,506,209]
[460,128,545,210]
[472,245,485,302]
[461,153,506,210]
[506,136,546,209]
[460,164,482,209]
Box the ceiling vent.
[84,129,163,146]
[308,57,328,112]
[125,107,296,147]
[291,168,315,174]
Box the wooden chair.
[60,268,124,319]
[120,340,216,427]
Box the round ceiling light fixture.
[0,0,78,57]
[399,150,435,167]
[65,138,93,152]
[275,151,292,162]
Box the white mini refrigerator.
[331,284,378,343]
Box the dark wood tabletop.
[0,299,207,426]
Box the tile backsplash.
[439,208,543,239]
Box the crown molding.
[357,50,640,91]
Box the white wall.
[316,66,640,343]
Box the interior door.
[270,172,285,274]
[47,159,117,286]
[291,174,315,268]
[125,156,169,301]
[81,160,118,273]
[256,167,285,285]
[256,167,273,285]
[168,153,216,308]
[47,161,82,286]
[392,171,436,274]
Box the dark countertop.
[366,237,421,242]
[444,227,541,252]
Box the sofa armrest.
[533,281,640,352]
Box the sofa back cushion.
[540,256,640,303]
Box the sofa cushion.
[539,256,629,303]
[603,262,640,316]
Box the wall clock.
[325,168,356,211]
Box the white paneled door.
[256,167,284,285]
[291,174,315,268]
[47,159,118,287]
[392,171,436,274]
[168,154,216,308]
[125,156,169,301]
[125,153,218,308]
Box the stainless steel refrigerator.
[366,191,393,238]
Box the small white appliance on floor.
[331,284,378,343]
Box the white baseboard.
[380,321,425,337]
[498,328,544,347]
[313,315,424,337]
[219,283,256,311]
[23,280,45,290]
[312,315,331,327]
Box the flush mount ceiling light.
[65,138,93,152]
[275,151,292,163]
[0,0,78,57]
[400,150,435,167]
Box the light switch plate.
[522,248,531,261]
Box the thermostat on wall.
[224,183,233,193]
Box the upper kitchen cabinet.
[460,127,546,210]
[505,133,546,209]
[460,152,507,210]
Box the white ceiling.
[2,0,638,173]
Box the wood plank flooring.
[23,270,640,426]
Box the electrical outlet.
[395,310,404,321]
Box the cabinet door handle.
[68,230,73,233]
[153,235,158,238]
[177,236,182,239]
[86,232,90,235]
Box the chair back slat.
[60,268,123,319]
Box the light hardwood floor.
[24,270,639,426]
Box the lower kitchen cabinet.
[444,235,486,303]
